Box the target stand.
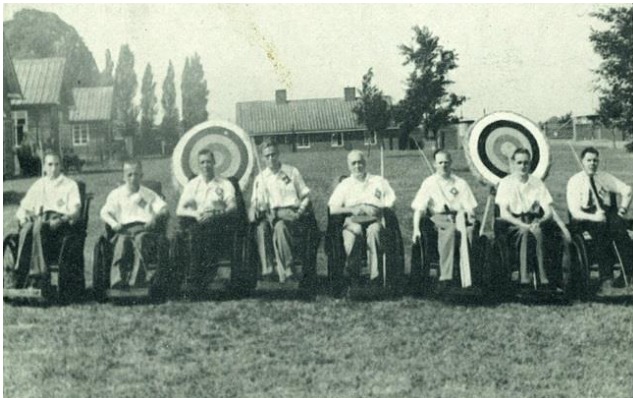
[172,120,254,191]
[463,111,551,235]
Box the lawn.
[3,142,633,397]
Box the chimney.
[275,89,287,104]
[344,87,356,101]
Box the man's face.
[434,153,452,176]
[582,153,600,176]
[198,153,215,179]
[262,146,281,170]
[347,152,366,178]
[44,155,61,179]
[513,153,531,176]
[123,163,142,190]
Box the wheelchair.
[3,180,91,304]
[170,177,254,298]
[247,205,320,296]
[325,204,406,297]
[92,180,171,302]
[567,199,633,298]
[409,214,493,297]
[489,206,573,299]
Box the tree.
[352,68,392,156]
[395,26,466,149]
[181,53,209,131]
[100,49,114,86]
[590,6,633,140]
[113,44,138,152]
[161,60,180,151]
[140,63,157,155]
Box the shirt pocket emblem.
[280,172,291,185]
[137,198,147,208]
[374,189,382,199]
[57,198,65,208]
[450,187,459,196]
[216,187,224,198]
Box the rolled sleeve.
[293,168,310,199]
[328,183,346,208]
[566,175,584,219]
[381,179,396,208]
[411,181,430,211]
[176,182,196,217]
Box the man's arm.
[100,193,122,231]
[412,208,425,242]
[566,175,603,222]
[176,183,198,218]
[606,173,632,216]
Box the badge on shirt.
[530,200,540,213]
[450,187,459,196]
[374,189,382,199]
[57,198,65,208]
[216,187,224,198]
[137,197,147,208]
[280,172,291,185]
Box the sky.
[2,3,618,124]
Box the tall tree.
[352,68,392,156]
[590,6,633,139]
[100,49,114,86]
[181,53,209,131]
[395,26,466,149]
[113,44,138,145]
[161,60,180,150]
[140,63,157,154]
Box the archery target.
[172,120,254,191]
[465,112,550,185]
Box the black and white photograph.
[3,3,633,397]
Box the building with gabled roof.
[236,88,399,152]
[63,86,114,162]
[11,57,73,165]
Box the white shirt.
[328,173,396,209]
[101,185,168,226]
[411,174,477,214]
[251,164,310,209]
[495,174,553,215]
[176,176,236,217]
[16,174,81,223]
[567,170,632,219]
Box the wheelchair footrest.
[106,288,150,298]
[256,280,301,290]
[3,288,44,299]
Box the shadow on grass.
[3,191,24,206]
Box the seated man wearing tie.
[8,151,81,288]
[411,150,478,290]
[176,149,237,289]
[566,146,632,291]
[100,159,169,289]
[328,150,396,283]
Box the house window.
[297,134,311,149]
[331,132,344,147]
[12,110,28,145]
[72,124,90,146]
[364,131,377,146]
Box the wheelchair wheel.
[570,234,590,299]
[58,237,86,303]
[92,236,110,302]
[3,235,20,289]
[489,238,512,297]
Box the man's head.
[580,146,600,176]
[511,148,532,177]
[198,149,215,180]
[43,151,61,179]
[347,150,367,178]
[433,149,452,177]
[122,159,143,191]
[261,139,281,171]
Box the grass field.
[4,142,633,397]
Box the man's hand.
[363,205,381,219]
[350,205,364,216]
[560,225,572,244]
[112,222,123,233]
[276,208,299,222]
[145,217,157,231]
[412,229,421,243]
[594,209,607,223]
[48,217,63,230]
[617,207,627,218]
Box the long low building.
[236,88,400,152]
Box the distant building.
[236,88,400,152]
[3,39,23,177]
[65,86,114,162]
[11,57,74,156]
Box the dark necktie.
[589,176,605,210]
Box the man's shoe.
[597,279,615,295]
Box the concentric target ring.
[172,120,254,191]
[465,111,550,185]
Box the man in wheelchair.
[495,148,564,293]
[248,140,315,283]
[175,149,238,290]
[6,151,81,289]
[328,150,397,286]
[411,150,478,291]
[100,159,169,289]
[566,146,632,292]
